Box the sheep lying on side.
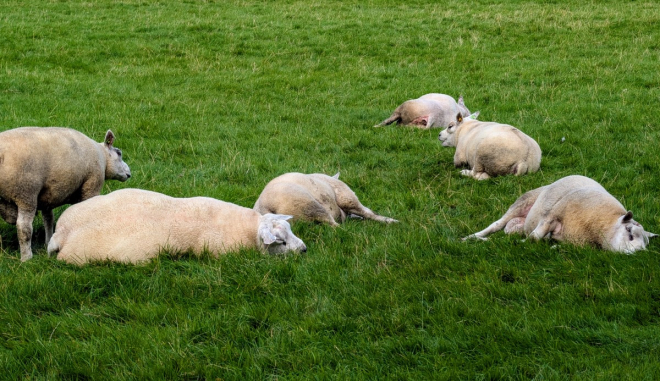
[47,188,306,265]
[375,93,470,129]
[438,112,541,180]
[254,172,398,226]
[464,175,657,253]
[0,127,131,261]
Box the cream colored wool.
[375,93,470,129]
[438,112,541,180]
[254,172,397,226]
[465,175,657,253]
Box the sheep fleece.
[254,172,397,225]
[466,175,655,253]
[441,118,541,179]
[51,188,277,264]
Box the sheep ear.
[271,214,293,221]
[258,222,278,245]
[458,95,465,106]
[645,231,658,239]
[623,211,633,223]
[105,130,115,146]
[263,213,293,222]
[333,172,340,179]
[468,111,480,120]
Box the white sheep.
[253,172,398,226]
[375,93,470,129]
[47,188,306,265]
[464,175,657,253]
[0,127,131,261]
[438,112,541,180]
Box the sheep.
[47,188,307,265]
[464,175,657,253]
[438,112,541,180]
[0,127,131,261]
[253,172,398,226]
[375,93,471,129]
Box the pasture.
[1,0,659,378]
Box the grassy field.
[1,0,660,379]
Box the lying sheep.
[438,112,541,180]
[375,93,470,129]
[464,175,657,253]
[0,127,131,261]
[47,188,306,265]
[254,172,398,226]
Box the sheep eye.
[629,235,634,241]
[282,241,287,246]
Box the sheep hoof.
[462,234,487,241]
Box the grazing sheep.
[464,175,657,253]
[438,112,541,180]
[375,93,470,129]
[0,127,131,261]
[48,188,306,265]
[254,172,398,226]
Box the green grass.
[1,0,660,379]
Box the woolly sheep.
[438,112,541,180]
[464,175,657,253]
[253,172,398,226]
[47,188,306,265]
[375,93,471,129]
[0,127,131,261]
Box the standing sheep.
[464,175,657,253]
[0,127,131,261]
[438,112,541,180]
[375,93,470,129]
[254,172,398,226]
[48,188,306,265]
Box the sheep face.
[258,214,307,254]
[102,130,131,181]
[438,111,480,147]
[610,212,657,254]
[438,122,459,147]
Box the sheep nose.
[301,245,307,253]
[126,173,132,179]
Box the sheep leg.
[374,111,401,127]
[16,206,37,261]
[42,208,54,249]
[0,200,18,224]
[334,189,397,224]
[463,187,543,241]
[307,202,340,226]
[292,198,340,226]
[460,169,490,180]
[344,204,398,224]
[464,215,515,241]
[79,176,104,202]
[529,217,559,241]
